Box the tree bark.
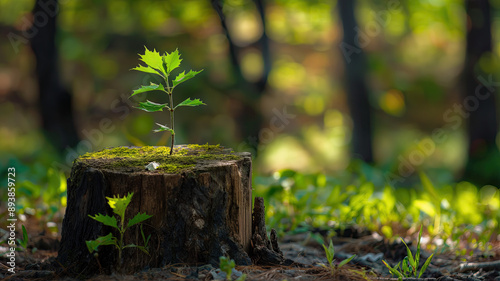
[57,146,253,276]
[250,197,286,266]
[462,0,500,186]
[338,0,374,163]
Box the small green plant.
[130,47,204,155]
[382,226,434,280]
[17,225,28,250]
[219,256,247,281]
[320,240,356,276]
[0,225,29,258]
[86,192,152,268]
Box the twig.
[455,260,500,272]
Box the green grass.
[253,164,499,254]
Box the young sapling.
[86,192,152,270]
[130,47,204,155]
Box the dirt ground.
[2,224,500,281]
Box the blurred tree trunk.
[462,0,500,186]
[338,0,374,163]
[211,0,270,155]
[30,0,79,152]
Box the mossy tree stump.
[57,145,253,275]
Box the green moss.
[77,144,241,173]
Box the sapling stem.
[169,101,175,155]
[165,73,175,155]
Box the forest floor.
[2,222,500,281]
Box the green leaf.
[418,253,434,278]
[402,256,412,277]
[123,243,137,249]
[130,83,165,98]
[401,238,415,270]
[163,48,182,74]
[338,254,356,268]
[106,192,134,223]
[88,213,118,229]
[138,46,166,77]
[174,98,205,109]
[415,225,423,268]
[382,260,404,279]
[135,100,170,112]
[127,212,153,229]
[322,241,335,266]
[141,224,151,248]
[135,245,150,255]
[131,65,161,76]
[172,69,203,88]
[153,123,174,134]
[21,225,28,247]
[86,233,116,253]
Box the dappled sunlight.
[455,182,483,225]
[303,125,349,170]
[301,94,324,116]
[266,1,335,45]
[268,57,307,92]
[227,10,263,47]
[241,49,264,82]
[379,89,405,116]
[260,136,312,173]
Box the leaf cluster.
[130,47,204,136]
[86,192,152,258]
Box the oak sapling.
[130,47,204,155]
[86,192,152,270]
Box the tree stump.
[57,145,253,275]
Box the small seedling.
[382,225,434,280]
[131,47,204,155]
[0,225,29,258]
[86,192,152,268]
[319,240,356,276]
[17,225,28,250]
[219,256,247,281]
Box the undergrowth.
[253,163,499,254]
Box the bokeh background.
[3,0,500,257]
[1,0,500,185]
